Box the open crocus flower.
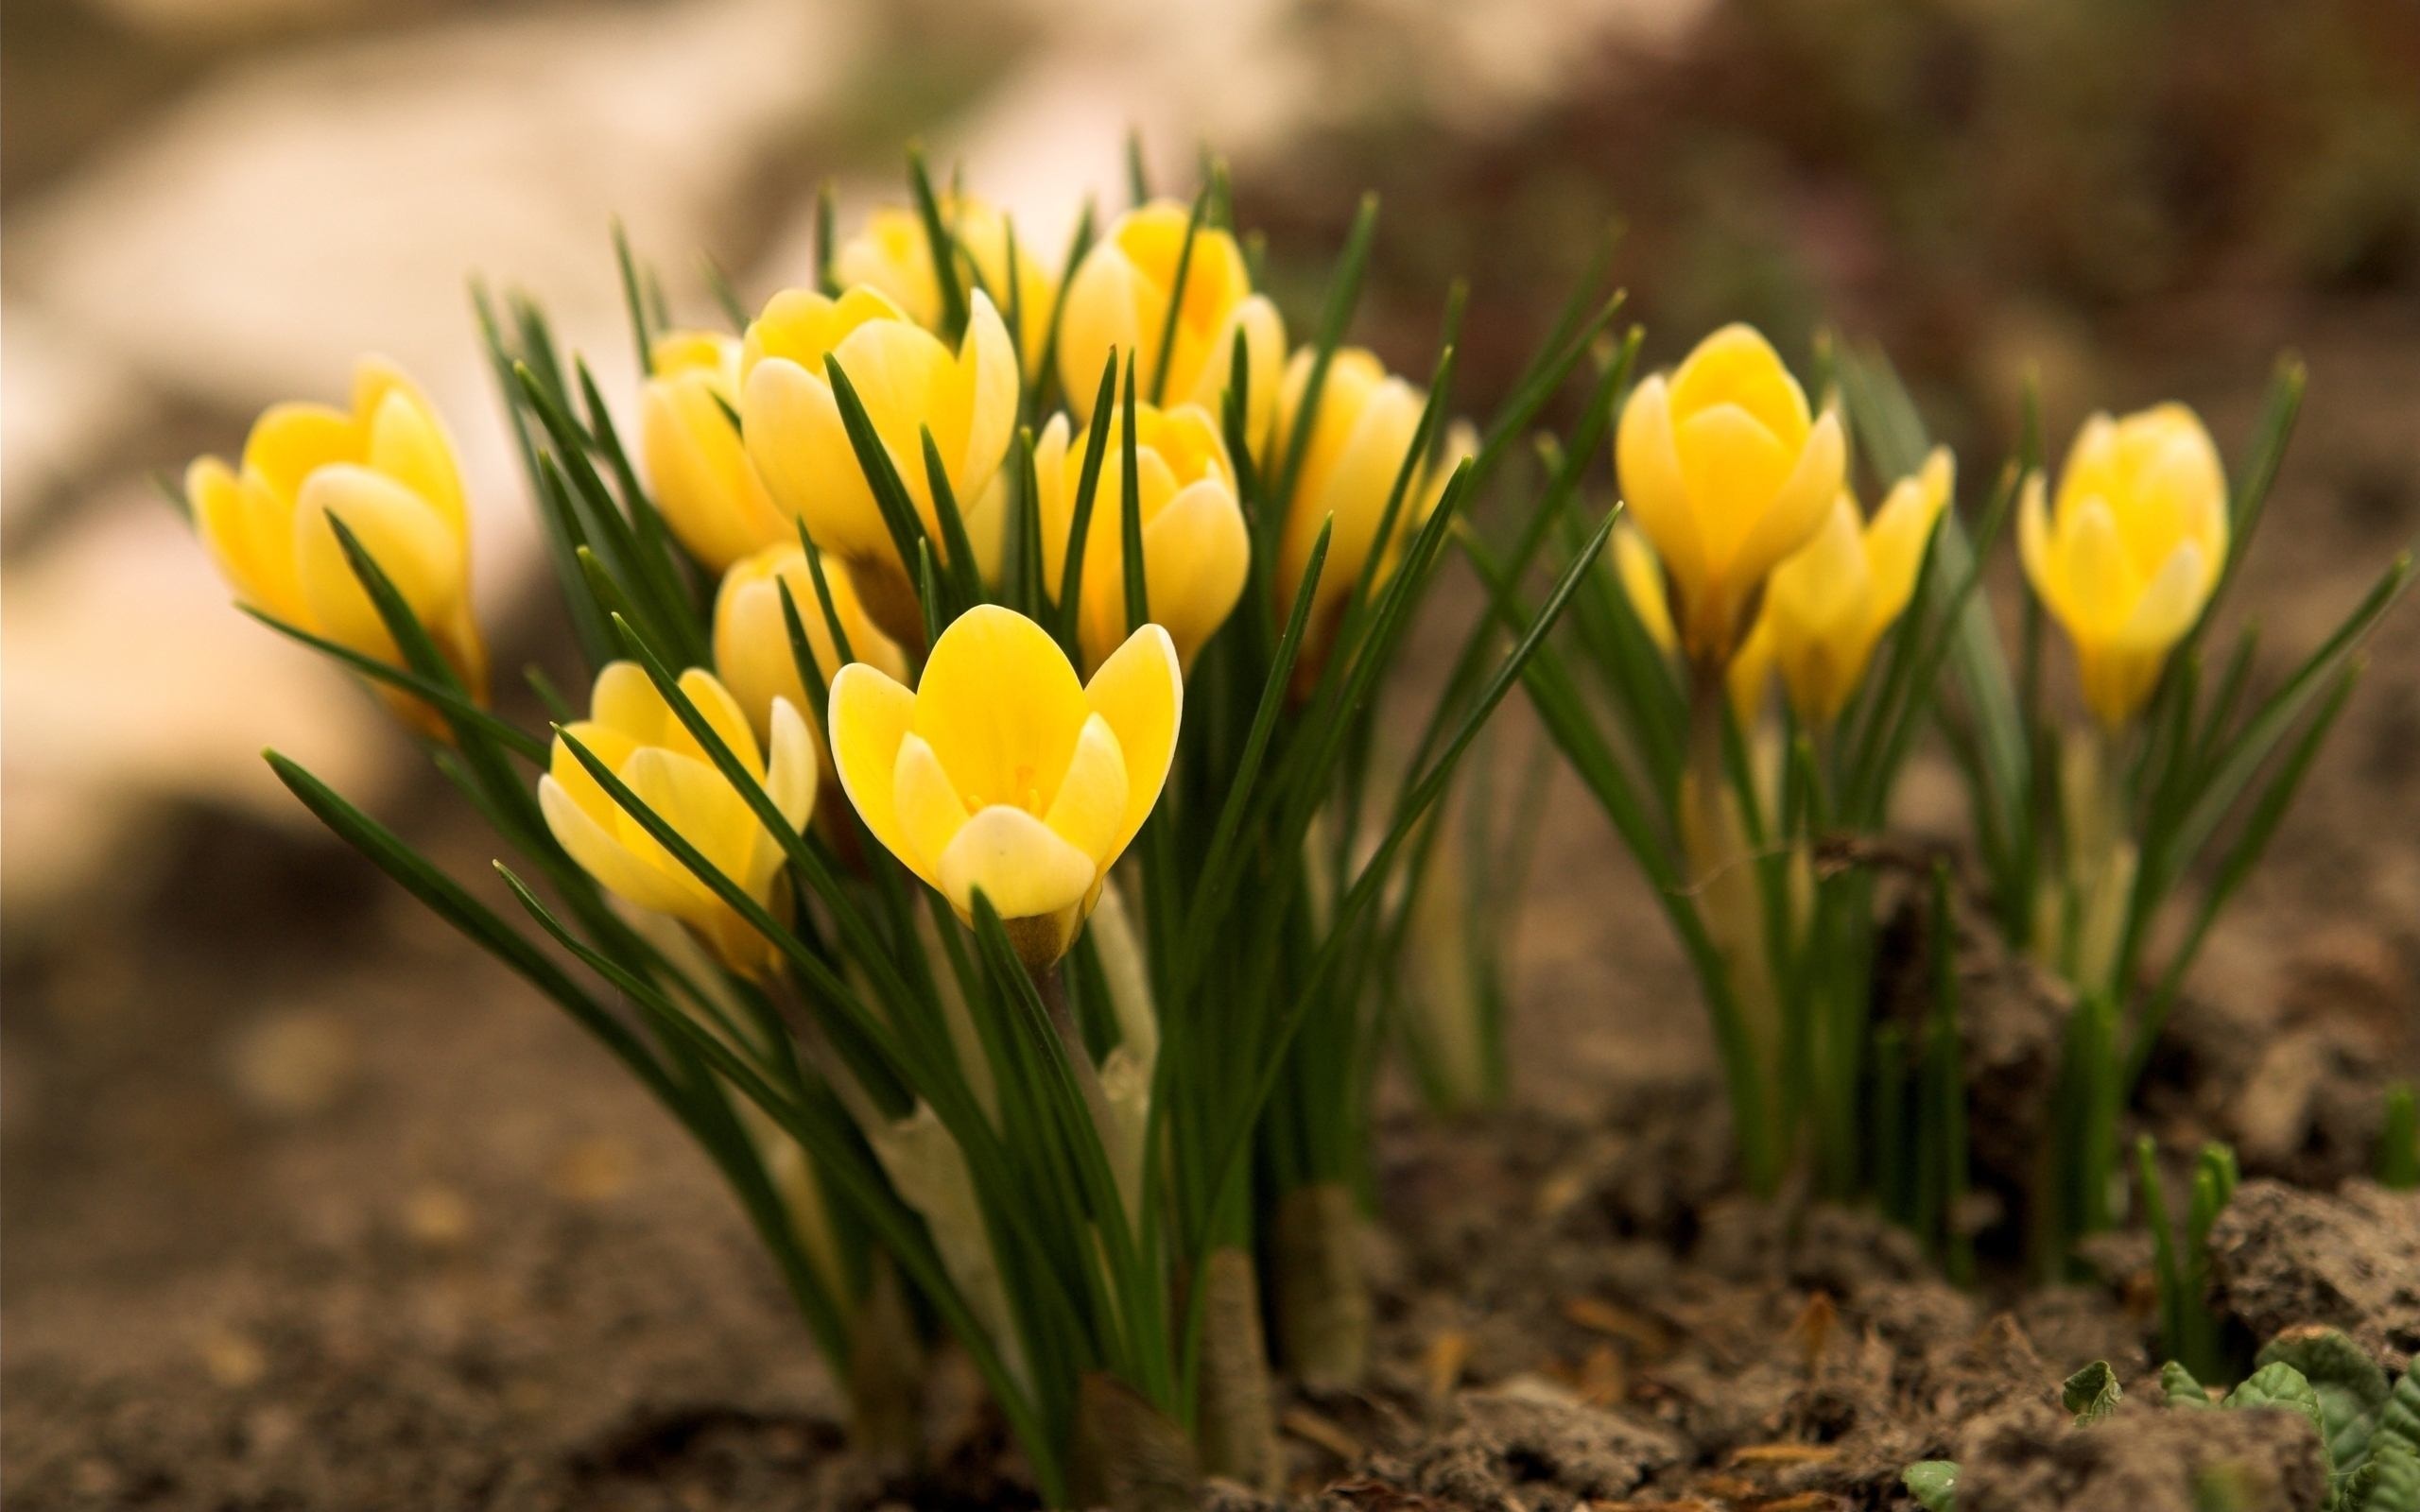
[739,284,1019,646]
[1614,324,1846,671]
[1057,200,1286,444]
[828,606,1182,968]
[188,356,486,735]
[542,662,816,973]
[1758,447,1954,726]
[1273,347,1474,658]
[834,198,1056,380]
[2021,404,2228,727]
[714,541,910,767]
[1031,402,1249,672]
[641,331,791,572]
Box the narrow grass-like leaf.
[907,144,969,335]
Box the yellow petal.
[1031,411,1076,599]
[1721,408,1845,589]
[765,696,819,832]
[549,718,643,829]
[1766,494,1868,636]
[892,731,971,885]
[678,665,766,775]
[645,369,784,571]
[1863,448,1954,623]
[540,772,700,917]
[2017,472,2061,621]
[243,402,359,505]
[2059,496,2138,638]
[1674,402,1791,576]
[1667,324,1811,447]
[1610,521,1677,654]
[2115,541,2209,650]
[914,606,1091,814]
[293,464,464,656]
[827,661,920,877]
[936,805,1098,924]
[741,355,893,568]
[1083,624,1182,861]
[363,383,466,535]
[1057,247,1144,422]
[1042,713,1130,865]
[1613,375,1706,602]
[955,289,1019,503]
[1133,477,1250,669]
[191,455,307,620]
[591,660,669,743]
[624,746,759,900]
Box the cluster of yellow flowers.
[191,196,1462,974]
[1603,324,2224,732]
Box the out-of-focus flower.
[641,331,791,572]
[1614,324,1846,669]
[1031,402,1248,671]
[828,605,1181,968]
[188,356,486,734]
[1610,521,1767,720]
[1759,448,1954,726]
[740,285,1019,645]
[834,199,1055,379]
[2021,404,2228,726]
[540,662,816,972]
[1058,201,1284,444]
[713,542,910,768]
[1272,347,1474,651]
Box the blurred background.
[6,0,2418,1503]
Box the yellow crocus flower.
[1030,402,1249,672]
[739,284,1020,646]
[1272,347,1475,653]
[1609,521,1767,720]
[2020,404,2228,727]
[834,199,1055,379]
[640,331,791,573]
[827,605,1182,968]
[713,541,910,765]
[540,662,817,972]
[1057,200,1285,444]
[1614,324,1846,669]
[1760,447,1954,726]
[187,356,486,733]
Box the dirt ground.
[8,3,2420,1508]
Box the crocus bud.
[1031,402,1249,672]
[1760,447,1954,726]
[1058,201,1285,445]
[2020,404,2228,727]
[1614,325,1846,670]
[827,605,1181,969]
[1273,347,1474,657]
[739,285,1020,646]
[640,331,791,572]
[713,542,910,770]
[187,356,486,734]
[834,198,1055,379]
[540,662,817,972]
